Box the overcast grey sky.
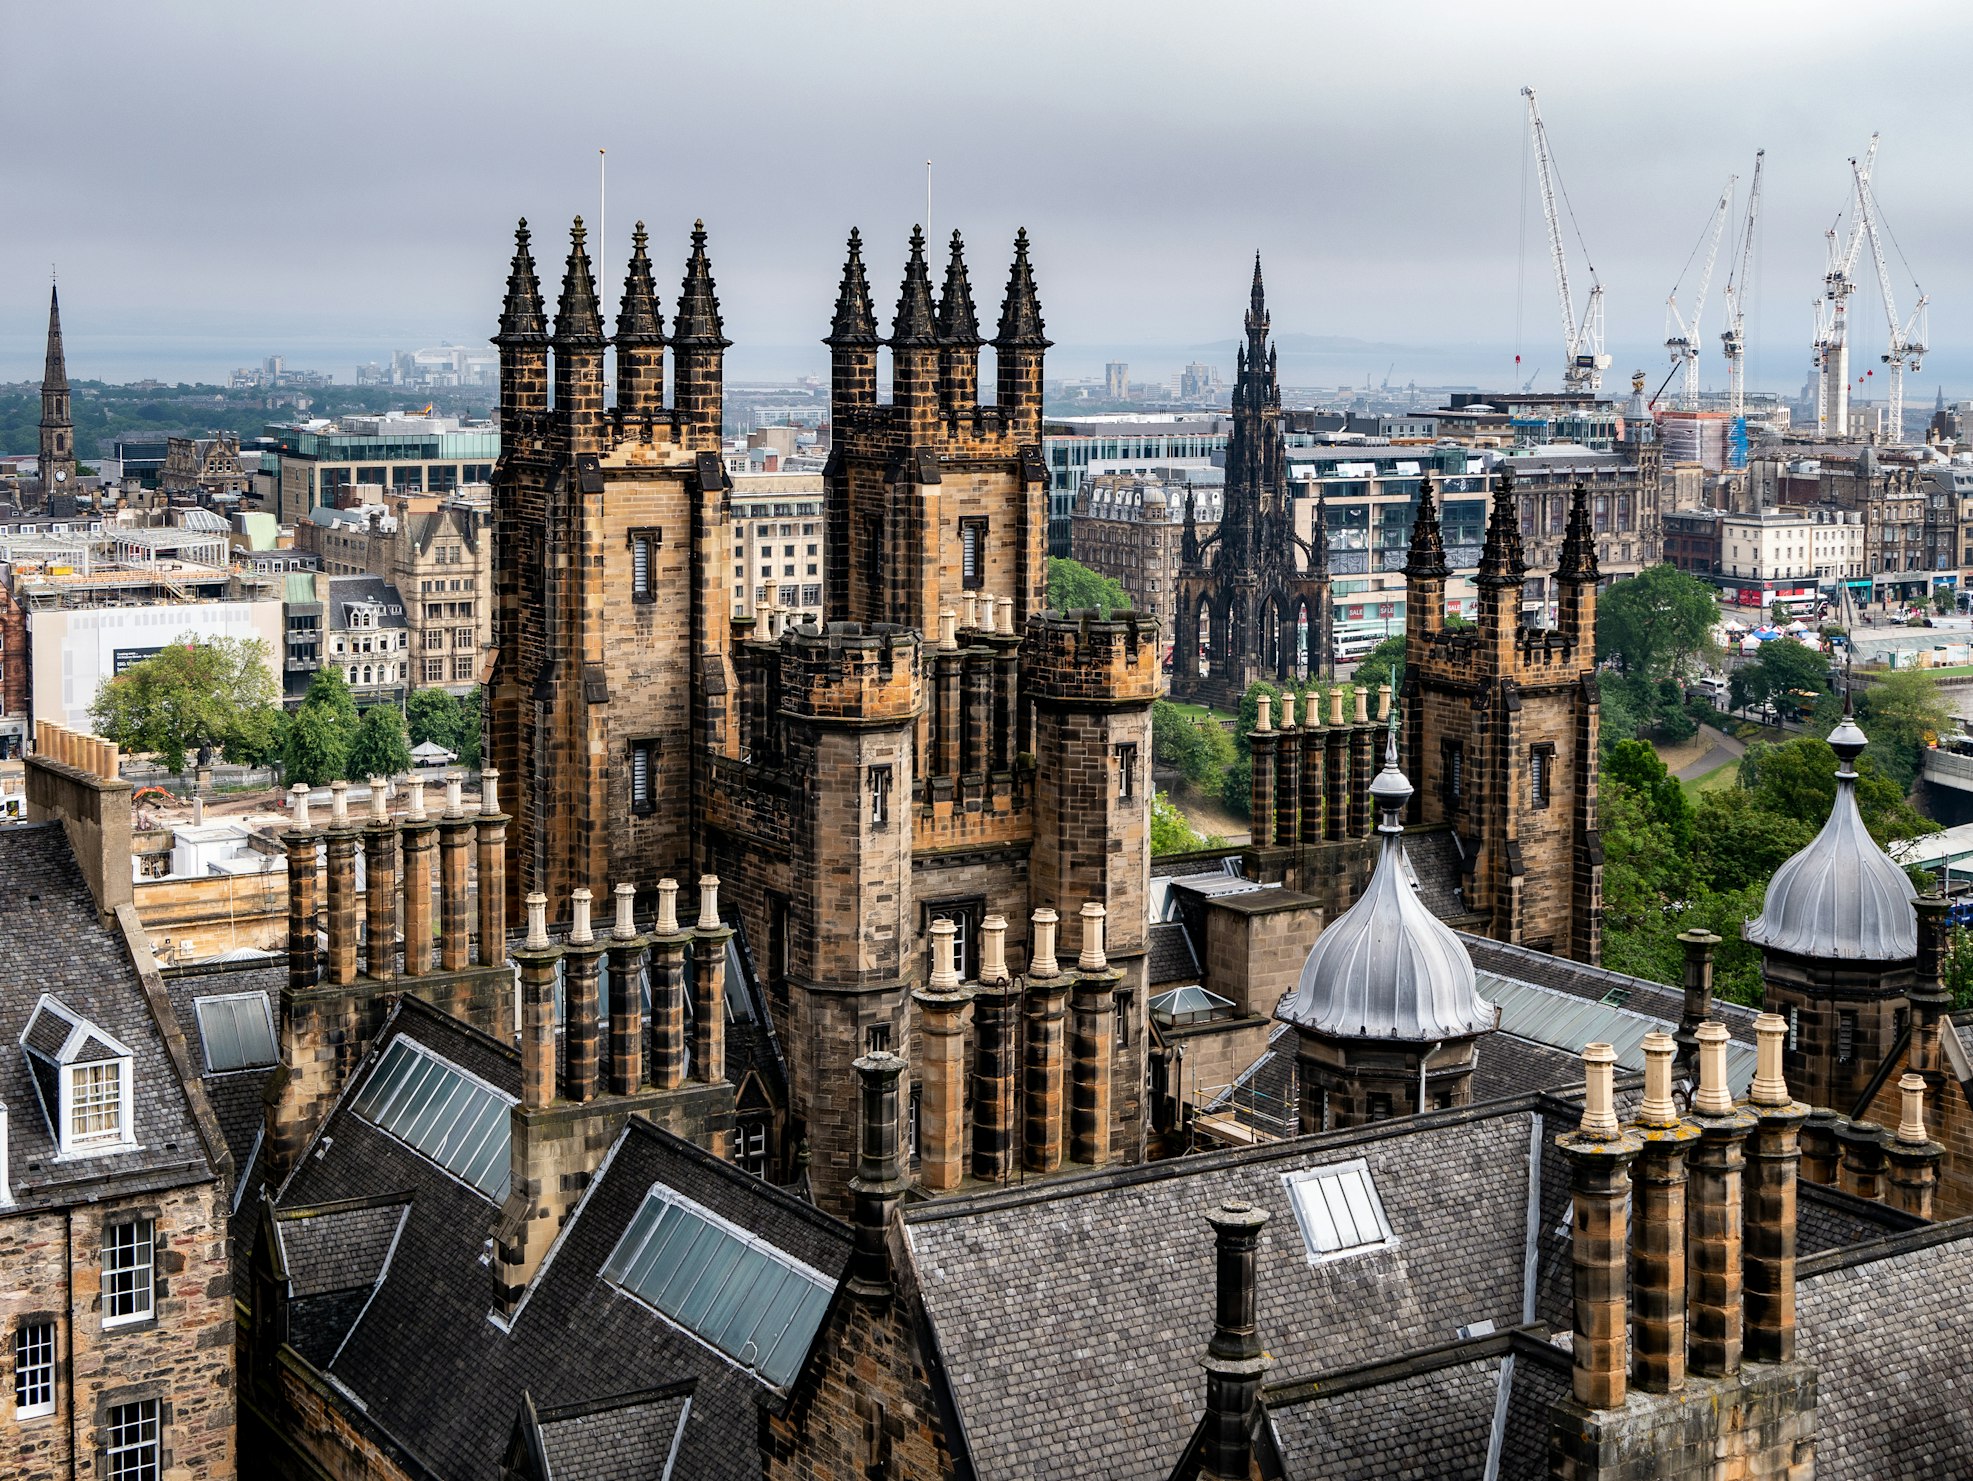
[6,0,1971,393]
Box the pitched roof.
[271,1000,849,1480]
[1267,1349,1502,1480]
[327,576,408,631]
[0,823,217,1206]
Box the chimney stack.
[515,894,561,1111]
[562,888,603,1102]
[606,884,647,1096]
[1555,1043,1641,1409]
[1629,1032,1698,1393]
[1836,1118,1888,1201]
[648,879,689,1089]
[324,780,360,986]
[970,914,1017,1183]
[1908,895,1953,1084]
[1744,1013,1809,1365]
[1687,1021,1756,1379]
[1069,902,1119,1167]
[1197,1202,1272,1481]
[691,876,729,1086]
[1883,1074,1943,1218]
[477,769,509,965]
[283,785,319,998]
[847,1050,910,1300]
[437,771,474,972]
[1674,929,1719,1074]
[363,778,398,979]
[913,918,970,1192]
[400,779,436,975]
[1023,907,1070,1173]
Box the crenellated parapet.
[1021,607,1162,708]
[779,622,923,725]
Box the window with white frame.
[101,1218,155,1326]
[105,1398,159,1481]
[13,1319,54,1419]
[70,1062,124,1145]
[1282,1159,1397,1262]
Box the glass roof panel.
[195,993,278,1072]
[350,1036,514,1202]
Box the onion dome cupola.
[1276,736,1490,1042]
[1745,712,1917,962]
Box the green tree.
[405,688,462,750]
[1935,587,1956,616]
[224,706,289,770]
[1849,670,1951,793]
[1596,563,1719,680]
[1737,736,1937,848]
[302,666,359,727]
[1350,634,1407,695]
[1605,740,1694,855]
[1045,557,1130,617]
[347,705,412,781]
[1150,790,1221,855]
[455,686,483,769]
[1729,639,1829,717]
[281,668,359,785]
[1691,788,1815,895]
[90,635,281,773]
[1152,700,1236,793]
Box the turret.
[493,220,549,424]
[993,229,1049,438]
[935,229,982,415]
[1556,479,1599,645]
[1474,465,1528,666]
[825,228,880,415]
[613,221,665,417]
[889,226,940,438]
[551,217,606,445]
[672,220,730,450]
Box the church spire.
[1405,472,1449,580]
[891,226,938,348]
[1556,479,1599,584]
[553,217,605,346]
[43,284,68,391]
[1244,251,1268,357]
[827,228,879,346]
[1475,465,1528,588]
[672,220,731,350]
[935,230,981,347]
[614,222,664,345]
[994,229,1049,349]
[495,220,548,344]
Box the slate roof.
[327,575,409,631]
[0,822,219,1208]
[163,959,286,1175]
[271,998,851,1480]
[906,1103,1544,1480]
[1800,1224,1973,1480]
[537,1388,692,1481]
[1148,920,1201,986]
[1268,1350,1501,1480]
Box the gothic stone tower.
[39,284,76,499]
[1403,468,1602,962]
[488,217,734,917]
[1171,256,1331,707]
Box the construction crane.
[1852,155,1929,443]
[1522,86,1610,394]
[1720,149,1764,424]
[1812,133,1878,438]
[1665,178,1735,411]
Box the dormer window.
[20,996,137,1159]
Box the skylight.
[601,1186,834,1387]
[194,992,279,1072]
[1282,1159,1396,1262]
[349,1036,514,1202]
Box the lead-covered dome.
[1276,738,1490,1041]
[1744,712,1916,961]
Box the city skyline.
[7,1,1971,397]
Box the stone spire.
[1556,479,1599,583]
[672,220,730,349]
[614,222,664,345]
[552,217,604,346]
[935,230,981,346]
[993,228,1050,349]
[1475,465,1528,588]
[826,228,879,346]
[494,220,548,344]
[890,226,938,348]
[1405,471,1449,579]
[1244,251,1269,362]
[43,284,68,391]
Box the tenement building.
[1172,258,1333,704]
[1069,471,1222,638]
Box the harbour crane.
[1719,149,1764,424]
[1812,134,1878,438]
[1665,178,1735,411]
[1522,86,1610,394]
[1853,155,1928,442]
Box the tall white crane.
[1812,133,1878,438]
[1853,156,1929,443]
[1720,149,1764,424]
[1665,179,1734,411]
[1522,86,1610,394]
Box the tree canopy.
[281,669,357,787]
[1150,790,1222,855]
[1350,634,1407,696]
[1152,699,1236,794]
[405,685,483,767]
[1595,563,1719,681]
[1728,639,1829,718]
[1839,670,1952,793]
[1045,557,1130,617]
[90,635,281,773]
[347,705,412,781]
